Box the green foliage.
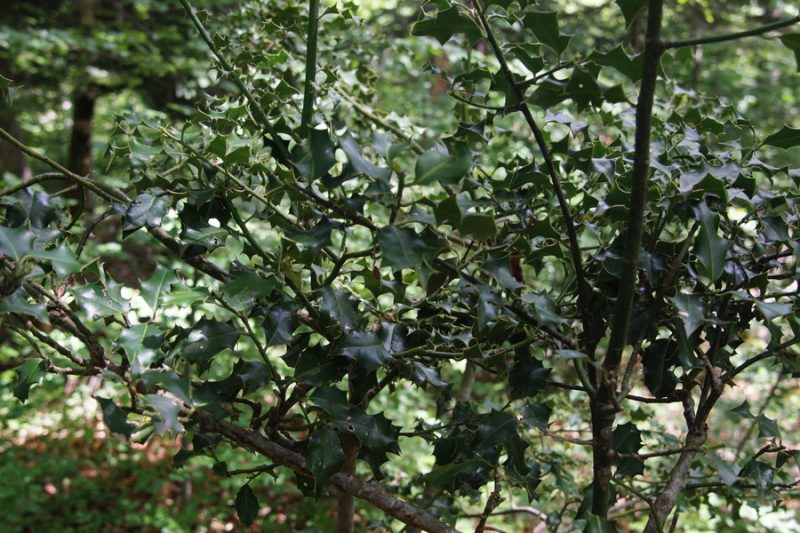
[1,0,800,531]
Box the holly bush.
[2,0,800,531]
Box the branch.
[178,0,293,164]
[474,2,593,356]
[724,336,800,381]
[0,126,229,282]
[0,127,126,203]
[300,0,320,133]
[663,14,800,49]
[0,172,69,197]
[189,410,461,533]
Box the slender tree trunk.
[0,59,31,181]
[591,0,664,517]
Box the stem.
[178,0,293,164]
[0,127,126,203]
[663,14,800,49]
[0,172,67,197]
[591,0,664,518]
[301,0,320,134]
[474,2,593,357]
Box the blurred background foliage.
[1,0,798,531]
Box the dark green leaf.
[756,414,780,438]
[709,452,739,486]
[71,283,130,320]
[460,213,497,240]
[474,411,518,451]
[174,318,240,362]
[13,359,43,402]
[414,143,472,185]
[378,226,441,269]
[523,11,572,54]
[263,302,300,346]
[0,289,48,323]
[319,287,362,328]
[336,330,392,371]
[481,256,523,290]
[693,203,728,282]
[779,34,800,72]
[123,194,168,237]
[341,132,391,180]
[120,323,164,376]
[146,394,184,435]
[509,353,551,399]
[140,269,177,311]
[308,425,345,495]
[235,484,259,526]
[585,514,620,532]
[96,396,135,439]
[763,125,800,149]
[615,0,645,28]
[521,403,552,430]
[611,422,641,454]
[411,7,483,45]
[672,293,704,336]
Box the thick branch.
[189,411,461,533]
[591,0,664,518]
[663,14,800,49]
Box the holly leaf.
[378,226,441,269]
[672,293,704,336]
[319,287,362,329]
[71,283,130,320]
[779,34,800,72]
[173,318,240,362]
[414,143,472,185]
[336,330,392,371]
[123,194,168,237]
[693,202,728,282]
[307,425,345,495]
[120,323,164,376]
[411,7,483,45]
[611,422,642,454]
[523,11,572,55]
[235,484,259,526]
[340,132,391,180]
[509,353,551,399]
[521,403,552,430]
[763,125,800,149]
[0,289,48,323]
[13,359,43,402]
[96,396,135,439]
[146,394,184,435]
[139,268,178,311]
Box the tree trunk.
[0,59,31,181]
[67,89,96,177]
